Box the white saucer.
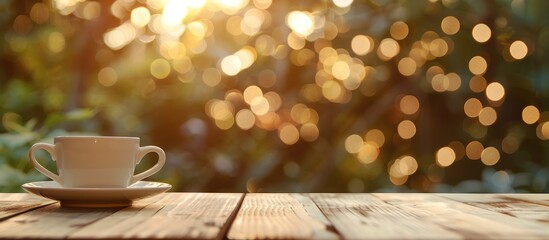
[22,181,171,208]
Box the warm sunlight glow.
[221,55,242,76]
[131,7,151,28]
[286,11,314,38]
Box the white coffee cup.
[29,136,166,188]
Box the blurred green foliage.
[1,0,548,193]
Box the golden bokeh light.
[264,92,282,112]
[431,74,449,92]
[241,8,265,36]
[131,7,151,28]
[537,121,549,140]
[332,61,351,80]
[322,80,345,103]
[172,57,192,74]
[378,38,400,59]
[502,135,520,154]
[351,35,373,56]
[485,82,505,102]
[478,106,497,126]
[365,129,385,148]
[436,147,456,167]
[202,68,222,87]
[509,40,528,60]
[188,21,207,39]
[333,0,353,8]
[216,0,248,14]
[290,104,318,124]
[397,120,416,139]
[76,1,101,20]
[253,0,272,9]
[469,75,487,93]
[400,95,420,115]
[220,55,241,76]
[398,57,417,76]
[160,41,186,60]
[357,141,379,164]
[390,175,408,186]
[468,56,487,75]
[278,123,300,145]
[441,16,460,35]
[464,98,483,118]
[243,85,263,104]
[250,96,270,115]
[18,0,549,193]
[392,155,418,176]
[446,72,461,91]
[235,47,257,70]
[286,11,314,38]
[472,23,491,43]
[466,141,484,160]
[30,3,49,24]
[288,32,306,50]
[162,0,188,28]
[214,111,234,130]
[300,123,319,142]
[13,14,32,35]
[429,38,449,57]
[390,21,409,40]
[97,67,118,87]
[104,22,137,50]
[522,105,540,124]
[226,15,243,36]
[236,109,256,130]
[389,156,417,183]
[150,58,171,79]
[345,134,363,154]
[480,147,500,166]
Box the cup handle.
[130,146,166,185]
[29,143,62,184]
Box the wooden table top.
[0,193,548,239]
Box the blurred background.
[1,0,548,193]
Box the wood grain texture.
[70,193,243,239]
[0,193,55,221]
[375,193,549,239]
[310,193,462,239]
[1,193,549,239]
[440,194,549,227]
[227,193,339,240]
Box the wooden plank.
[0,193,55,221]
[310,193,462,239]
[70,193,243,239]
[439,194,549,226]
[227,193,339,239]
[375,193,549,239]
[0,203,121,239]
[502,194,549,206]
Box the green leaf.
[0,132,38,149]
[65,108,96,121]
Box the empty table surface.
[0,193,548,239]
